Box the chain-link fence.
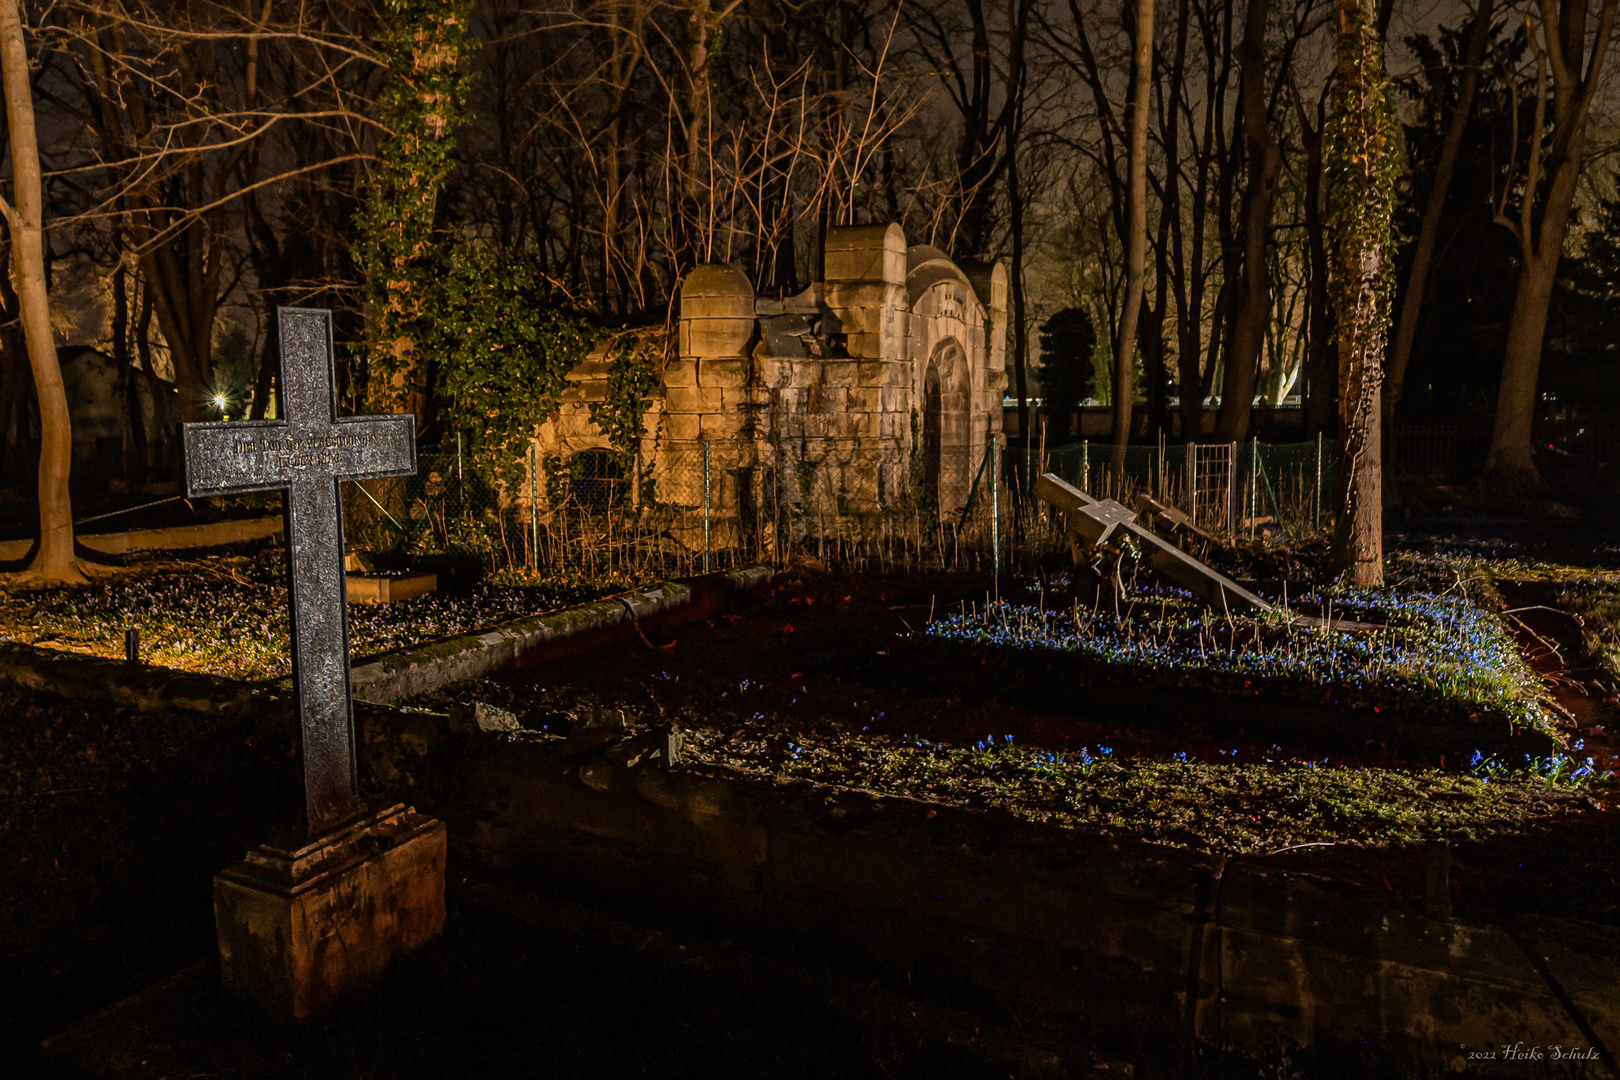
[344,435,1015,579]
[341,434,1340,580]
[1039,437,1338,540]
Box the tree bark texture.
[1326,0,1397,587]
[0,0,83,583]
[1298,90,1335,437]
[1112,0,1155,450]
[1214,0,1278,443]
[1008,87,1032,454]
[1485,0,1618,487]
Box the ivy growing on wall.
[356,0,475,417]
[433,247,597,483]
[588,327,670,461]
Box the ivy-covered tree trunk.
[358,0,473,427]
[1325,0,1397,587]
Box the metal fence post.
[456,431,464,519]
[991,436,1000,578]
[1081,439,1090,493]
[702,440,711,573]
[529,442,539,574]
[1314,431,1323,532]
[1184,442,1196,522]
[1249,436,1259,538]
[1157,431,1165,501]
[1227,442,1236,534]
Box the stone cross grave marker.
[183,307,416,835]
[1033,472,1271,614]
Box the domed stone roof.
[681,263,754,300]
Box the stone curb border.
[348,565,773,705]
[0,514,284,563]
[452,743,1620,1074]
[0,565,773,719]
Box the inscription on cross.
[183,307,416,835]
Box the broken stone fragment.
[561,707,630,754]
[448,701,521,735]
[602,725,685,770]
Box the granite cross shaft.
[182,307,416,835]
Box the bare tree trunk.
[0,0,84,583]
[1299,89,1335,437]
[1386,0,1493,421]
[1327,0,1396,587]
[1112,0,1155,451]
[1215,0,1278,443]
[112,255,148,484]
[1009,86,1032,455]
[1485,0,1617,487]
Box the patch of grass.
[1387,545,1620,700]
[680,724,1596,856]
[924,588,1560,739]
[0,548,632,681]
[1554,577,1620,685]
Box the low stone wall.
[348,565,772,705]
[449,742,1620,1073]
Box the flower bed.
[684,721,1596,856]
[924,587,1562,744]
[0,548,629,681]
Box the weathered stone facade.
[534,223,1008,550]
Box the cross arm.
[332,414,417,482]
[183,420,295,496]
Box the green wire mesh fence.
[1042,437,1338,540]
[341,434,1340,580]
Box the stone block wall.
[529,221,1009,552]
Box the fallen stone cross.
[1134,492,1215,547]
[1033,472,1271,614]
[182,307,445,1019]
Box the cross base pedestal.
[213,803,446,1020]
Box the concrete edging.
[348,565,773,705]
[0,566,770,715]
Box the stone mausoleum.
[533,223,1008,549]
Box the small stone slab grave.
[344,550,438,605]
